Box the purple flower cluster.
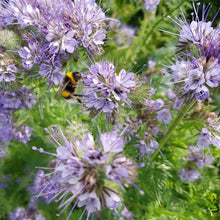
[0,86,36,153]
[165,89,184,109]
[207,112,220,133]
[178,145,212,182]
[1,0,115,86]
[168,3,220,101]
[132,89,172,156]
[148,60,156,69]
[0,52,36,153]
[12,124,33,144]
[32,124,142,219]
[135,132,159,160]
[10,198,45,220]
[82,59,137,117]
[3,0,111,54]
[144,0,160,12]
[178,117,220,182]
[178,168,200,182]
[187,146,213,169]
[0,86,36,112]
[169,3,220,57]
[169,56,220,101]
[197,127,220,149]
[121,208,134,219]
[117,25,136,46]
[0,53,18,81]
[143,97,172,125]
[0,56,17,83]
[18,32,64,87]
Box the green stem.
[158,0,164,16]
[151,100,196,161]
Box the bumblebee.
[57,72,83,103]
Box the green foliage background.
[0,0,220,219]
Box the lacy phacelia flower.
[32,124,142,219]
[2,0,115,57]
[142,97,172,125]
[207,112,220,134]
[143,98,164,111]
[168,2,220,57]
[1,0,116,87]
[82,59,138,117]
[165,89,184,109]
[197,127,220,149]
[187,146,213,169]
[156,108,172,125]
[17,32,65,87]
[0,64,17,83]
[9,199,46,220]
[12,124,33,144]
[0,54,17,83]
[117,25,136,46]
[0,86,36,149]
[18,36,43,71]
[178,168,200,182]
[168,3,220,59]
[148,60,156,69]
[144,0,160,12]
[135,132,159,159]
[169,56,220,101]
[121,208,134,219]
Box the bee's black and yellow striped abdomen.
[61,72,82,100]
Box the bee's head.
[72,72,82,82]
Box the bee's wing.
[56,81,69,99]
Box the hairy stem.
[151,100,196,161]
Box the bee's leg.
[74,94,84,97]
[75,94,83,103]
[70,94,83,103]
[77,98,82,103]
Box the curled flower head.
[72,0,110,56]
[169,56,220,101]
[142,96,172,128]
[82,58,138,117]
[168,2,220,58]
[32,123,142,219]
